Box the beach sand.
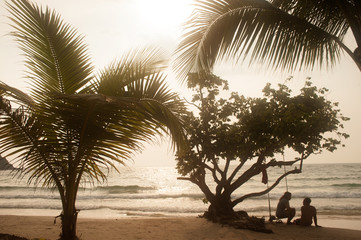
[0,215,361,240]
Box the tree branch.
[266,158,300,168]
[177,176,193,182]
[183,97,201,112]
[228,158,247,184]
[229,161,262,193]
[178,170,216,205]
[203,162,221,184]
[231,168,301,207]
[229,152,307,201]
[223,157,231,177]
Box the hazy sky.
[0,0,360,166]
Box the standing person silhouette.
[276,192,296,224]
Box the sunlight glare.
[135,0,194,33]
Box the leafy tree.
[174,0,361,79]
[176,71,349,222]
[0,0,185,239]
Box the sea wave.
[0,192,205,201]
[94,185,156,194]
[331,183,361,188]
[79,193,205,200]
[1,163,360,218]
[1,203,361,217]
[233,191,361,199]
[1,191,361,202]
[0,194,59,200]
[0,186,38,191]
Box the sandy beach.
[0,215,360,240]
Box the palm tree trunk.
[61,202,79,240]
[61,175,79,240]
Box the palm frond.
[0,95,57,186]
[173,0,352,80]
[94,47,168,95]
[57,78,186,161]
[6,0,94,102]
[0,81,35,106]
[92,47,186,150]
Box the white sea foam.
[0,163,360,217]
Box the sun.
[135,0,194,34]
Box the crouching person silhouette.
[276,192,296,224]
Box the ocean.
[0,163,360,220]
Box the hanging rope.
[266,151,291,222]
[266,151,306,222]
[283,151,289,192]
[266,182,272,220]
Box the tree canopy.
[176,72,349,223]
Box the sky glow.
[0,0,360,166]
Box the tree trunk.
[61,207,79,240]
[205,193,237,222]
[61,186,79,240]
[204,193,272,233]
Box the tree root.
[202,211,273,234]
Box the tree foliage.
[176,71,349,219]
[0,0,186,239]
[174,0,361,80]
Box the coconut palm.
[0,0,185,239]
[174,0,361,79]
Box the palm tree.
[174,0,361,79]
[0,0,185,239]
